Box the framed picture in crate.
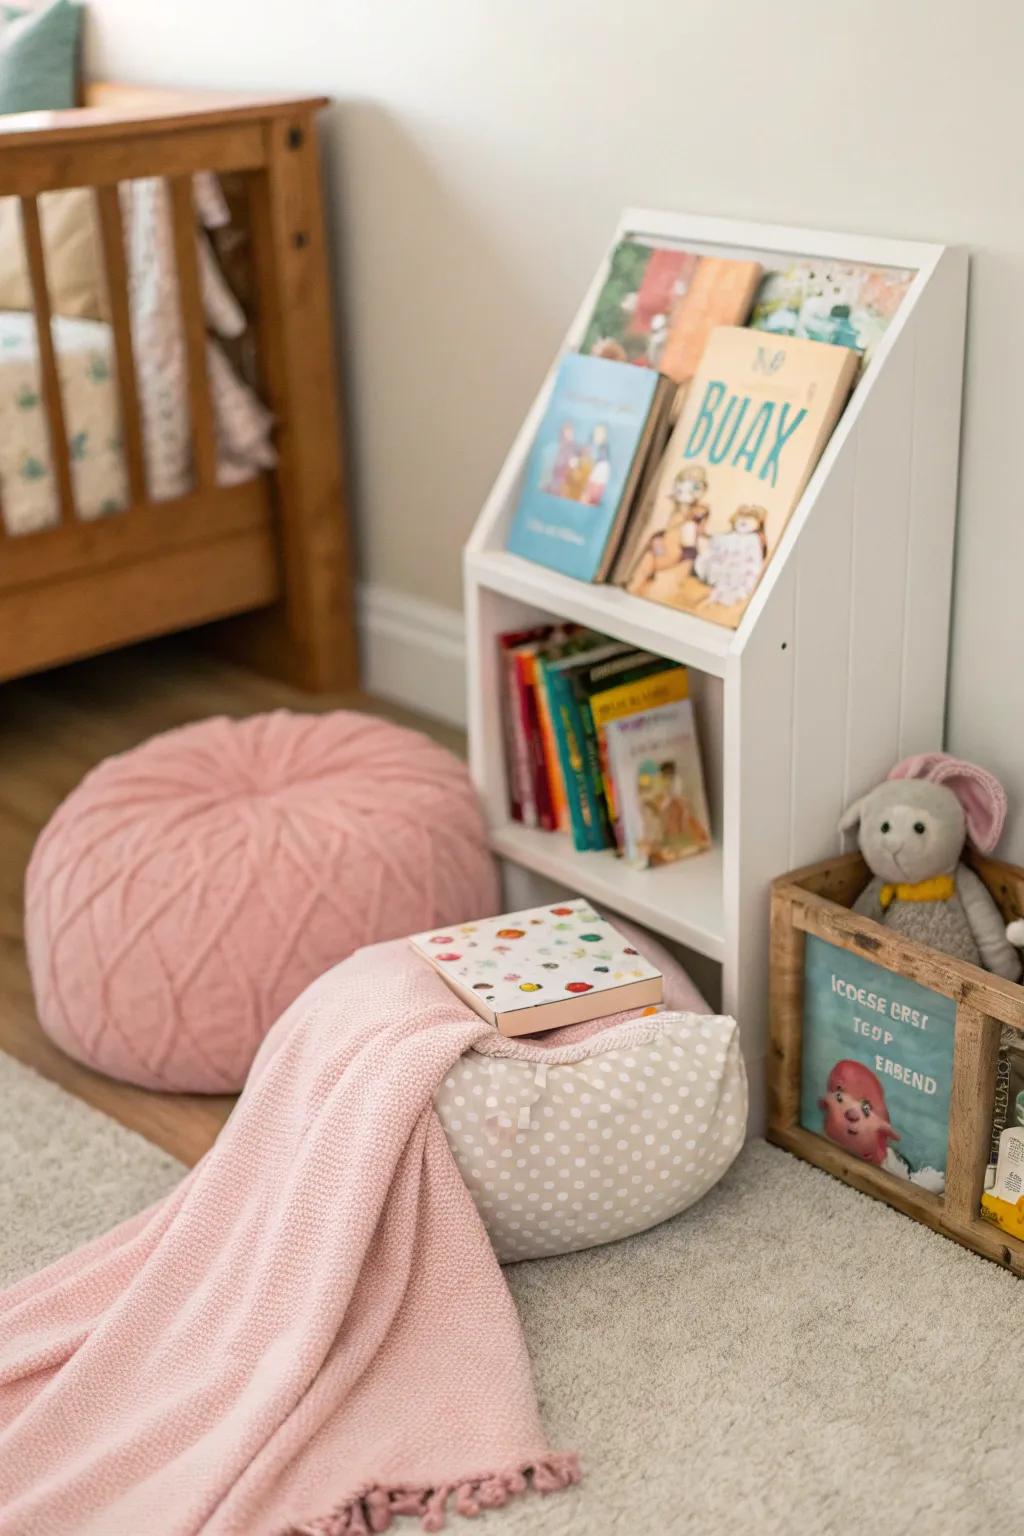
[767,849,1024,1276]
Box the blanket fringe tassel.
[289,1452,581,1534]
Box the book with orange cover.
[658,256,763,387]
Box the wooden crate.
[767,849,1024,1275]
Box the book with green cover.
[531,628,603,834]
[567,650,671,849]
[545,666,597,851]
[569,671,614,851]
[545,643,629,850]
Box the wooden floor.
[0,637,463,1166]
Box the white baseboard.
[358,584,467,728]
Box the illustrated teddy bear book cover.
[798,935,956,1192]
[408,898,663,1036]
[618,326,858,628]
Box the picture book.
[799,935,956,1191]
[544,642,631,851]
[579,241,761,386]
[499,626,552,827]
[749,258,914,371]
[620,327,858,628]
[604,697,711,869]
[409,898,663,1036]
[988,1026,1024,1171]
[514,647,555,831]
[588,662,690,850]
[580,239,699,369]
[506,353,675,582]
[657,255,762,387]
[530,627,606,834]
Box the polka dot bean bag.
[25,710,499,1093]
[434,925,746,1261]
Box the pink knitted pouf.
[26,711,499,1092]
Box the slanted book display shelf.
[464,209,967,1128]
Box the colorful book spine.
[502,644,532,825]
[499,626,551,826]
[546,668,603,851]
[569,672,615,850]
[517,650,556,832]
[533,656,569,833]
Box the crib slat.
[95,184,147,505]
[19,196,76,525]
[168,175,217,491]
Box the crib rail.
[0,88,355,690]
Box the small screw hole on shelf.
[292,231,308,250]
[780,641,789,651]
[286,126,304,149]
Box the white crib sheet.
[0,175,275,538]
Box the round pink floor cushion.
[25,711,500,1093]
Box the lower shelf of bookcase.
[488,821,725,962]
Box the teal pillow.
[0,1,82,114]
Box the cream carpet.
[1,1050,1020,1535]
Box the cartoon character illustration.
[652,760,709,855]
[693,504,768,608]
[627,465,710,596]
[645,312,669,366]
[581,425,611,507]
[590,336,629,364]
[818,1060,899,1166]
[543,422,576,498]
[635,758,709,866]
[798,267,863,346]
[561,432,596,503]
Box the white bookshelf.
[464,208,967,1130]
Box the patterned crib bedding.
[0,175,275,538]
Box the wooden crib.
[0,84,356,691]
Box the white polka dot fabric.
[434,1010,746,1262]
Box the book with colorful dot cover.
[408,898,663,1036]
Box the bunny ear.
[888,752,1007,853]
[936,760,1007,852]
[887,753,947,784]
[838,794,867,837]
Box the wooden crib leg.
[214,107,358,693]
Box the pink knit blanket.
[0,942,578,1534]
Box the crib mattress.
[0,312,132,535]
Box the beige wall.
[89,0,1024,851]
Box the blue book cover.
[506,353,663,582]
[799,935,956,1191]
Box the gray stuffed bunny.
[840,752,1021,981]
